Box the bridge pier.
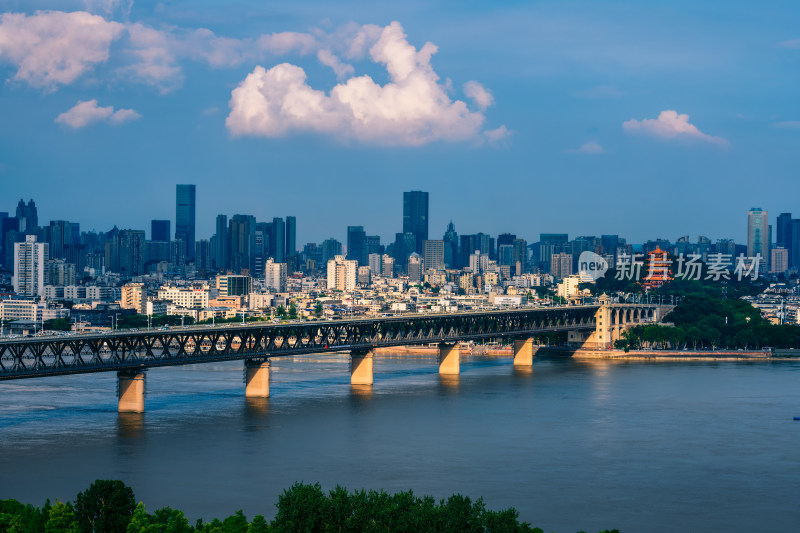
[513,338,537,366]
[117,370,146,413]
[244,359,271,398]
[438,343,460,375]
[350,350,374,386]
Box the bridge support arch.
[245,359,271,398]
[438,343,460,375]
[513,338,537,366]
[118,370,146,413]
[350,350,374,386]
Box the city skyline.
[0,1,798,243]
[1,187,795,249]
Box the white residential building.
[13,235,49,297]
[264,258,288,292]
[327,255,357,291]
[157,285,210,309]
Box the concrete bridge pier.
[513,338,537,366]
[245,359,271,398]
[118,370,146,413]
[350,350,374,386]
[438,343,460,375]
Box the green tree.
[74,480,136,533]
[287,304,297,320]
[246,515,269,533]
[314,303,323,318]
[275,305,286,319]
[221,510,248,533]
[44,318,72,331]
[45,501,80,533]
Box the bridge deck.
[0,305,615,380]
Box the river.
[1,353,798,533]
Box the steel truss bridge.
[0,305,612,380]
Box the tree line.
[0,479,621,533]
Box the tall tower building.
[347,226,367,266]
[229,215,256,275]
[271,217,286,263]
[403,191,429,254]
[443,220,458,269]
[151,220,171,242]
[422,240,445,271]
[747,208,769,272]
[13,235,49,297]
[285,216,296,258]
[15,199,38,233]
[776,213,793,267]
[214,214,228,271]
[175,184,196,261]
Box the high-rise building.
[119,230,146,276]
[368,253,382,274]
[214,214,229,271]
[2,217,20,270]
[264,258,288,292]
[46,220,74,260]
[777,213,794,268]
[15,199,38,233]
[407,253,423,282]
[539,234,569,272]
[195,239,212,272]
[270,217,286,263]
[13,235,48,297]
[285,216,296,259]
[175,184,196,261]
[512,238,528,275]
[327,255,357,291]
[229,215,255,274]
[403,191,429,254]
[321,238,342,264]
[365,235,381,256]
[747,208,768,272]
[393,232,416,270]
[381,255,394,278]
[791,220,800,270]
[120,283,147,315]
[443,220,458,269]
[770,248,788,274]
[550,252,573,279]
[347,226,367,266]
[151,220,171,242]
[422,240,445,271]
[216,274,252,296]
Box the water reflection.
[117,412,144,440]
[244,397,270,417]
[512,366,534,377]
[350,384,373,399]
[438,374,460,390]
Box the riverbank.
[539,346,792,361]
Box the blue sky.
[0,0,798,245]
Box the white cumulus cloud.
[317,49,354,79]
[55,99,140,128]
[0,10,124,89]
[226,22,502,146]
[622,110,728,146]
[463,81,494,110]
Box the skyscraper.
[747,208,768,272]
[271,217,286,263]
[15,199,38,233]
[443,220,458,268]
[214,214,228,271]
[175,184,196,261]
[285,216,296,259]
[776,213,793,267]
[229,215,255,274]
[403,191,429,254]
[422,240,445,271]
[347,226,367,266]
[151,220,171,242]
